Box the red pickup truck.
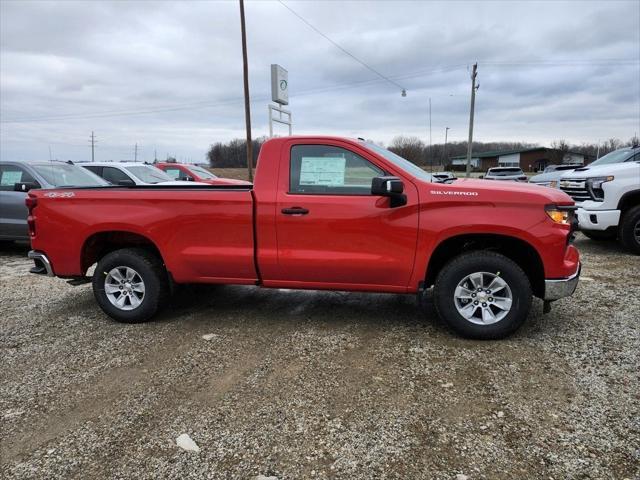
[154,162,251,186]
[26,136,580,339]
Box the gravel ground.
[1,234,638,479]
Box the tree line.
[206,135,639,169]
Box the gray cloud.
[1,0,638,162]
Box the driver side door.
[273,141,420,291]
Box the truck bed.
[30,186,258,283]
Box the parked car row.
[0,160,247,242]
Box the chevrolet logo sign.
[560,180,585,188]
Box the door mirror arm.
[14,182,39,192]
[371,176,407,208]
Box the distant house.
[449,147,590,172]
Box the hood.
[560,162,637,179]
[432,178,573,204]
[529,171,568,183]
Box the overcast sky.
[1,0,639,163]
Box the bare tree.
[388,136,426,165]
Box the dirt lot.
[1,235,638,479]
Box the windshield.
[31,163,108,187]
[363,142,433,181]
[189,165,217,179]
[125,166,173,184]
[489,168,522,175]
[589,148,636,166]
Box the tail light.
[25,194,37,236]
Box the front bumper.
[28,250,54,276]
[576,207,620,231]
[544,263,580,300]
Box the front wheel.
[619,205,640,255]
[93,248,168,323]
[433,251,532,339]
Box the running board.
[67,277,92,286]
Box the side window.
[102,167,132,184]
[289,145,384,195]
[83,165,102,176]
[164,168,183,180]
[0,165,38,192]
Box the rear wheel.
[619,205,640,255]
[433,251,532,339]
[582,229,617,241]
[93,248,168,323]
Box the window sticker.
[299,157,346,186]
[1,170,23,186]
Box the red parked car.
[24,136,580,339]
[155,162,250,185]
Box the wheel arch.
[617,189,640,214]
[81,230,165,275]
[425,233,545,298]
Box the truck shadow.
[161,283,446,332]
[0,240,30,255]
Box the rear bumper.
[576,208,620,231]
[544,263,580,300]
[28,250,54,276]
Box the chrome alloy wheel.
[454,272,513,325]
[634,219,640,244]
[104,266,145,311]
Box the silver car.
[79,162,200,186]
[484,167,528,182]
[529,164,582,188]
[0,161,108,242]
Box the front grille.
[559,179,593,202]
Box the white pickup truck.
[559,146,640,254]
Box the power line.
[0,65,465,124]
[277,0,407,93]
[6,57,634,125]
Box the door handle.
[281,207,309,215]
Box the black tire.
[582,229,617,241]
[92,248,168,323]
[619,205,640,255]
[433,251,532,340]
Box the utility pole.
[429,97,432,173]
[465,63,478,178]
[89,131,97,162]
[443,126,450,165]
[239,0,253,182]
[154,149,158,163]
[134,143,138,162]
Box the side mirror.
[14,182,39,192]
[116,179,136,186]
[371,176,407,208]
[184,175,195,182]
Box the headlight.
[549,180,557,188]
[587,176,614,189]
[586,176,613,200]
[545,207,572,225]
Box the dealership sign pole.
[269,64,292,137]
